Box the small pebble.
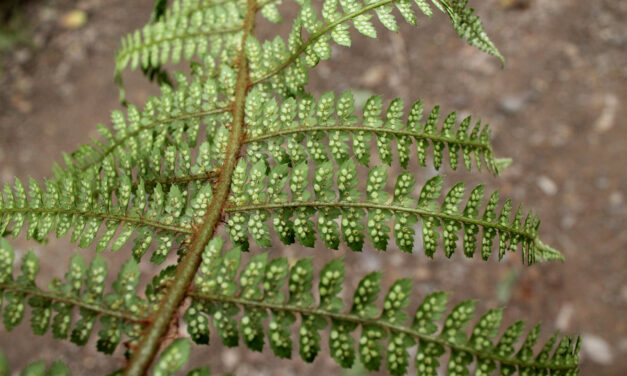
[555,303,574,330]
[594,94,618,133]
[222,348,240,369]
[361,65,387,87]
[499,93,529,114]
[581,334,614,365]
[537,175,558,196]
[414,265,431,281]
[560,215,576,229]
[609,191,623,207]
[61,10,88,29]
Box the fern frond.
[225,157,560,263]
[0,350,70,376]
[113,0,244,94]
[0,170,210,263]
[113,0,282,103]
[70,72,230,174]
[243,89,502,173]
[0,239,150,354]
[9,73,248,264]
[185,238,580,375]
[248,0,504,95]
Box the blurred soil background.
[0,0,625,375]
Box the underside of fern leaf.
[0,239,149,353]
[0,0,578,375]
[185,237,579,375]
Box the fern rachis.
[0,0,579,375]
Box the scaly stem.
[123,1,257,374]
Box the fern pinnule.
[444,0,505,63]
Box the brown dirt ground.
[0,0,625,375]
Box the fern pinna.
[0,0,579,375]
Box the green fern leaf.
[114,1,244,100]
[248,0,503,95]
[187,239,580,374]
[225,156,560,263]
[243,91,501,173]
[0,239,149,355]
